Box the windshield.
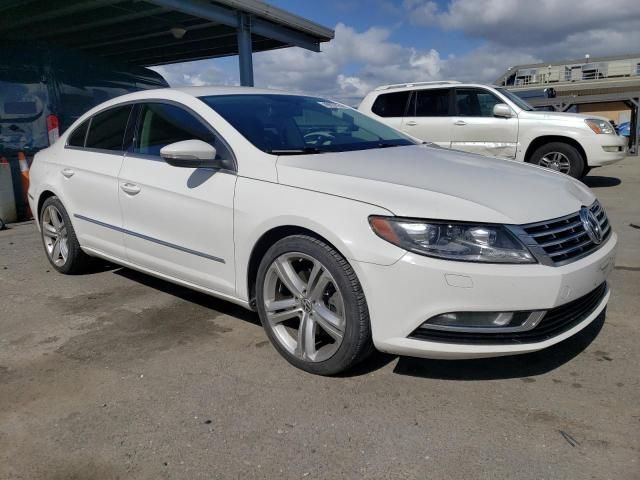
[494,87,534,111]
[200,94,416,154]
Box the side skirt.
[81,246,252,310]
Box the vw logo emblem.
[579,207,603,244]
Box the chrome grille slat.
[518,200,611,266]
[529,219,583,238]
[538,230,587,248]
[548,238,593,257]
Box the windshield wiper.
[268,147,326,155]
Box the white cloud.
[153,1,640,104]
[405,0,640,58]
[151,61,236,87]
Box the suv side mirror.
[160,139,221,168]
[493,103,513,118]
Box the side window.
[414,89,451,117]
[455,88,501,117]
[371,91,410,117]
[67,119,90,147]
[134,103,230,160]
[85,105,132,151]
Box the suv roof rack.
[374,80,462,91]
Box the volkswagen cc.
[28,87,617,375]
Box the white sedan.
[28,87,617,375]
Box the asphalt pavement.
[1,156,639,479]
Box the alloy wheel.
[539,151,571,173]
[263,252,346,362]
[42,205,69,267]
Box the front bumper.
[583,134,627,167]
[352,233,617,359]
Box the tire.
[256,235,373,375]
[529,142,585,178]
[0,218,5,230]
[40,196,93,274]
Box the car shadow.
[109,266,605,380]
[113,267,260,326]
[582,176,621,188]
[391,312,605,380]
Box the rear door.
[450,87,518,158]
[400,88,453,147]
[118,101,237,296]
[59,104,133,258]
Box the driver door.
[118,102,237,296]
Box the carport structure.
[496,55,640,155]
[0,0,334,86]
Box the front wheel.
[256,235,373,375]
[529,142,585,178]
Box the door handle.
[61,168,75,178]
[454,120,467,126]
[120,182,141,195]
[405,120,417,126]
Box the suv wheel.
[256,235,373,375]
[40,196,93,274]
[529,142,585,178]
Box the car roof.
[172,85,295,97]
[91,85,306,107]
[369,82,500,95]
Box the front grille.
[409,282,607,345]
[517,201,611,266]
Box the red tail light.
[46,114,60,145]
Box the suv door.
[118,102,237,296]
[450,87,518,158]
[61,104,133,258]
[369,90,411,131]
[400,88,453,147]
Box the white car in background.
[28,87,616,375]
[359,81,627,178]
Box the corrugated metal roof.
[0,0,334,66]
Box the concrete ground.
[1,157,639,480]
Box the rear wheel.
[40,196,93,274]
[256,235,373,375]
[529,142,585,178]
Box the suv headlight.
[585,118,615,134]
[369,216,535,264]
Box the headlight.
[585,118,615,135]
[369,216,535,264]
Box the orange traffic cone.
[18,152,32,218]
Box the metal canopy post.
[237,12,254,87]
[627,97,639,155]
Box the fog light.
[422,310,546,333]
[602,146,622,152]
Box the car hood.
[518,109,610,124]
[276,144,595,225]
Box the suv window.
[134,102,230,160]
[85,105,132,151]
[414,89,451,117]
[371,91,410,117]
[67,119,90,147]
[455,88,501,117]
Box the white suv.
[359,81,627,178]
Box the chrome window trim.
[63,98,237,172]
[74,214,225,264]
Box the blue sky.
[153,0,640,104]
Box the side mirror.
[160,139,221,168]
[493,103,513,118]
